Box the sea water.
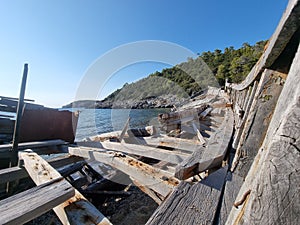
[75,108,169,141]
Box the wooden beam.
[125,135,201,152]
[119,117,130,142]
[0,139,66,152]
[231,81,258,149]
[68,147,180,198]
[0,178,75,225]
[175,108,234,179]
[231,69,270,171]
[192,122,206,145]
[216,172,244,225]
[0,166,28,184]
[146,166,228,225]
[199,107,213,119]
[11,64,29,166]
[78,141,188,164]
[0,155,85,184]
[20,151,112,225]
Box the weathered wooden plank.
[231,81,258,149]
[231,69,285,175]
[11,63,29,167]
[89,125,156,142]
[192,122,206,144]
[226,40,300,225]
[125,135,201,152]
[0,178,74,225]
[0,166,28,184]
[69,146,180,198]
[119,117,130,141]
[216,172,244,225]
[175,108,234,179]
[158,104,207,121]
[199,107,213,119]
[20,151,112,225]
[0,155,84,184]
[77,141,188,164]
[146,166,228,225]
[0,139,66,152]
[47,154,85,169]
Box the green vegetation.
[64,40,267,108]
[104,40,267,102]
[201,40,267,85]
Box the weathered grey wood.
[77,141,188,164]
[192,122,206,144]
[175,108,234,179]
[11,64,29,166]
[119,117,130,141]
[47,154,85,169]
[231,69,285,175]
[217,172,244,225]
[0,166,28,184]
[0,155,85,184]
[199,107,213,119]
[0,178,74,225]
[88,125,156,142]
[69,146,180,198]
[230,0,300,91]
[231,81,258,149]
[226,41,300,225]
[20,151,112,225]
[242,88,250,110]
[146,166,228,225]
[0,139,66,152]
[125,135,201,152]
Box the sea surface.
[75,108,169,141]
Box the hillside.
[63,40,267,109]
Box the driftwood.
[0,139,66,158]
[19,151,112,225]
[69,146,180,199]
[124,135,201,152]
[216,172,244,225]
[0,178,74,225]
[226,35,300,225]
[175,108,234,179]
[146,166,228,225]
[99,141,188,164]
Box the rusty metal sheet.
[19,108,78,143]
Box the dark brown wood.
[146,166,228,225]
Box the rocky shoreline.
[63,94,188,109]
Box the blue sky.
[0,0,288,107]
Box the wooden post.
[10,63,28,166]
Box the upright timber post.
[10,63,28,167]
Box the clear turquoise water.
[75,108,169,141]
